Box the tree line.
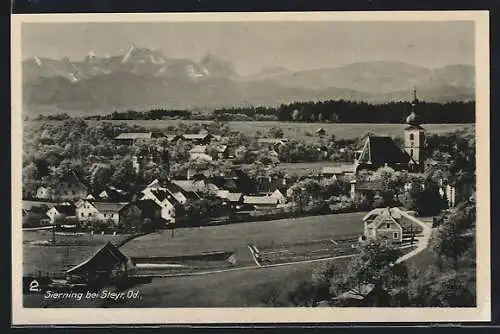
[33,99,476,124]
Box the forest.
[70,99,475,124]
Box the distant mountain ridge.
[22,46,475,115]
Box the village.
[21,88,474,309]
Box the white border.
[11,11,490,325]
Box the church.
[350,89,426,198]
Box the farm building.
[243,195,281,210]
[181,133,213,144]
[120,200,163,230]
[114,132,153,145]
[362,207,403,244]
[189,145,228,161]
[35,170,88,201]
[65,242,135,285]
[74,199,128,225]
[46,203,77,224]
[139,187,185,224]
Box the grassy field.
[83,120,474,142]
[23,230,131,276]
[121,212,366,259]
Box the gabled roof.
[115,132,152,140]
[357,136,410,166]
[404,124,424,131]
[183,133,211,140]
[50,204,76,216]
[92,202,129,213]
[65,242,130,275]
[189,145,207,154]
[366,207,402,229]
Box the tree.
[330,241,409,305]
[111,157,138,192]
[268,127,284,139]
[89,163,114,192]
[371,166,408,207]
[22,162,41,198]
[433,203,475,270]
[288,179,323,213]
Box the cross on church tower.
[404,87,425,172]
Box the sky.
[21,21,475,76]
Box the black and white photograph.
[11,11,490,324]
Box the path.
[394,209,433,264]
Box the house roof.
[115,132,152,140]
[65,242,130,275]
[367,207,402,229]
[257,138,286,145]
[217,190,243,202]
[243,196,279,205]
[183,133,211,140]
[51,204,76,216]
[171,180,216,193]
[189,145,207,154]
[92,202,129,213]
[363,207,402,222]
[357,136,411,166]
[128,199,161,213]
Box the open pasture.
[120,212,366,260]
[82,120,474,141]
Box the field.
[121,212,366,259]
[82,120,474,142]
[23,230,131,276]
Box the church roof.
[357,136,411,166]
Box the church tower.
[404,88,425,172]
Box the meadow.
[23,230,131,276]
[83,120,474,142]
[120,212,367,260]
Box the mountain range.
[22,46,475,115]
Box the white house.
[140,187,179,224]
[35,171,88,201]
[46,204,77,224]
[362,207,403,244]
[74,200,127,225]
[269,189,287,204]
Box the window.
[386,223,391,229]
[393,232,399,239]
[409,133,414,140]
[410,149,414,157]
[80,212,83,217]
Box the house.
[65,242,135,285]
[189,145,228,161]
[362,207,403,244]
[321,165,356,180]
[46,203,77,224]
[269,189,287,204]
[120,199,163,229]
[181,133,213,144]
[316,128,326,136]
[189,145,213,161]
[95,186,130,202]
[35,170,88,201]
[215,190,243,209]
[257,138,288,149]
[139,187,184,224]
[243,195,280,210]
[74,200,128,225]
[172,179,219,194]
[114,132,153,145]
[92,202,129,225]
